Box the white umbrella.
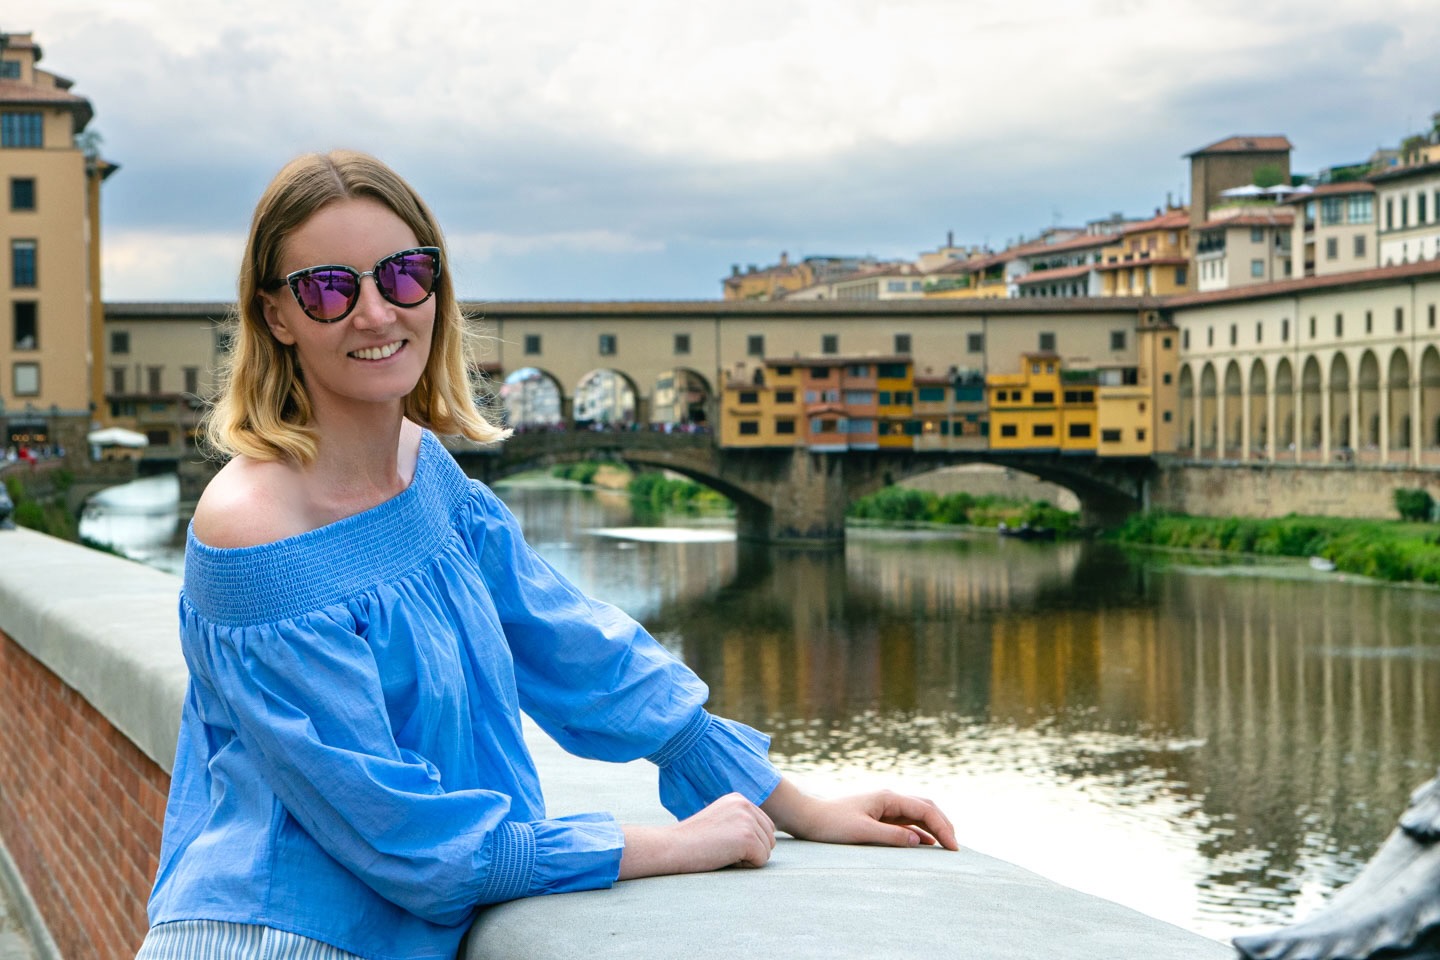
[1220,184,1266,198]
[87,426,149,448]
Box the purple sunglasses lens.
[296,270,359,320]
[377,252,437,305]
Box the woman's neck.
[306,407,419,514]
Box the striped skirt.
[135,921,367,960]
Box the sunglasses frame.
[271,246,442,323]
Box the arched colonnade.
[1177,345,1440,465]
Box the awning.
[87,427,149,448]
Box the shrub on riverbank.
[550,462,601,485]
[1112,512,1440,585]
[628,470,729,515]
[5,472,79,541]
[847,486,1079,535]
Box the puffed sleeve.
[180,599,625,925]
[463,482,782,819]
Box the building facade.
[1287,182,1377,278]
[1169,260,1440,466]
[0,31,115,454]
[1194,208,1293,292]
[1371,160,1440,266]
[1097,210,1191,297]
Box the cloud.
[102,228,243,301]
[27,0,1440,301]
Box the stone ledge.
[0,527,187,774]
[467,721,1231,960]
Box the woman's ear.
[258,291,297,346]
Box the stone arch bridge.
[448,431,1153,542]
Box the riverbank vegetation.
[5,470,79,541]
[1112,510,1440,585]
[847,486,1080,536]
[550,462,729,516]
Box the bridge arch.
[1248,358,1268,456]
[1223,360,1243,458]
[1301,355,1323,454]
[1357,350,1381,450]
[1329,352,1350,450]
[1199,362,1218,454]
[1388,347,1412,453]
[574,368,640,426]
[1178,365,1196,456]
[1424,345,1440,453]
[1275,357,1295,452]
[499,366,566,429]
[649,367,714,428]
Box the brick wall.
[0,625,167,960]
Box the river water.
[79,476,1440,943]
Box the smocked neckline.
[182,431,474,626]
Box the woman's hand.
[760,778,959,851]
[619,793,776,880]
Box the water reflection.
[77,474,185,574]
[84,479,1440,940]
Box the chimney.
[779,251,789,266]
[731,264,740,277]
[947,229,954,247]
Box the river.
[79,475,1440,943]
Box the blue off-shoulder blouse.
[147,431,781,960]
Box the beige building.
[720,253,815,301]
[1286,182,1377,278]
[0,31,115,454]
[785,262,926,301]
[1194,208,1293,292]
[1371,160,1440,266]
[102,303,230,455]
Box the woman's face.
[259,196,436,421]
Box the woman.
[137,150,956,960]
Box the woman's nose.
[347,276,394,329]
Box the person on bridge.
[134,150,957,960]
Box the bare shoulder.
[192,456,308,549]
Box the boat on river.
[1309,556,1337,572]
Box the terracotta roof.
[1116,210,1190,235]
[0,77,93,130]
[1015,263,1094,284]
[1095,255,1189,271]
[833,262,923,282]
[1186,135,1293,156]
[1197,210,1294,230]
[1019,232,1112,257]
[1369,158,1440,184]
[1278,182,1373,202]
[931,252,1005,275]
[1164,257,1440,308]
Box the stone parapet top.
[0,527,187,773]
[0,528,1230,959]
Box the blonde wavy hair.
[204,150,508,463]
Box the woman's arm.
[760,777,960,851]
[618,793,777,879]
[616,777,959,882]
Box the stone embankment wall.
[1151,460,1440,518]
[0,527,1230,960]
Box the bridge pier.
[733,449,849,544]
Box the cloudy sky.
[24,1,1440,302]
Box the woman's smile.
[349,340,407,361]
